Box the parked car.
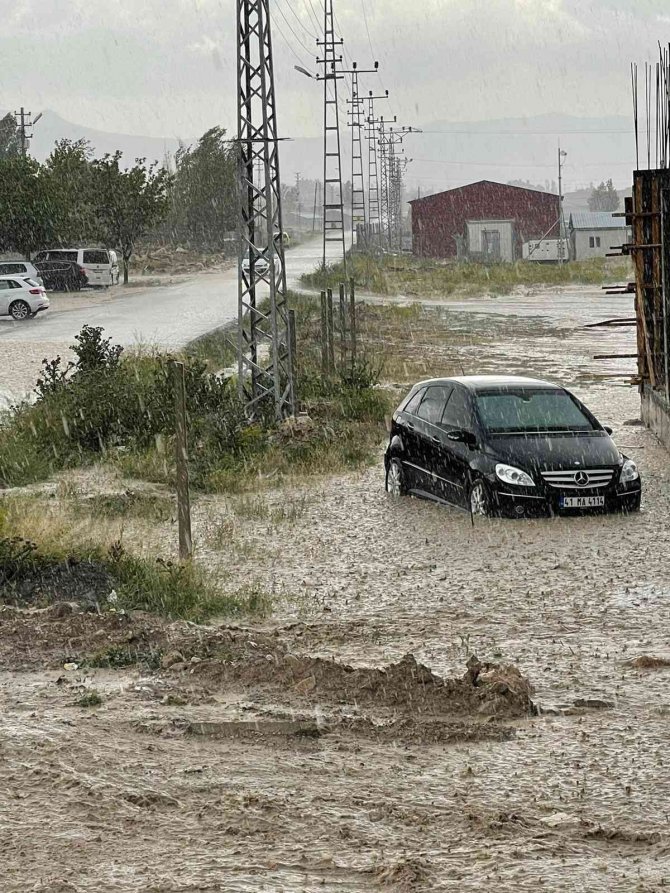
[0,260,44,288]
[242,252,271,277]
[34,248,118,287]
[34,260,88,292]
[385,375,642,518]
[0,276,49,320]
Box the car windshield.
[475,388,597,434]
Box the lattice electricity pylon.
[372,115,396,250]
[365,91,388,249]
[237,0,294,421]
[345,62,378,248]
[382,125,420,252]
[317,0,346,274]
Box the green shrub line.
[301,252,633,297]
[0,314,390,492]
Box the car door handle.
[431,436,440,444]
[407,422,415,430]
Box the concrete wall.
[571,227,628,260]
[641,384,670,448]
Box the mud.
[3,287,670,891]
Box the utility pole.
[365,91,388,249]
[14,108,30,157]
[312,180,320,232]
[237,0,294,421]
[295,171,301,231]
[345,61,378,249]
[557,145,568,264]
[317,0,347,275]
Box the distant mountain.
[14,110,639,201]
[14,110,188,165]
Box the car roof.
[413,375,561,392]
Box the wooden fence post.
[349,277,357,366]
[171,360,193,563]
[320,290,328,375]
[326,287,335,373]
[288,308,297,411]
[339,282,347,369]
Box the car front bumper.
[490,480,642,518]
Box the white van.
[34,248,120,287]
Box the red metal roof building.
[409,180,560,260]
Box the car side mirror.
[603,425,613,436]
[446,428,477,448]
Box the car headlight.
[620,458,639,484]
[495,463,535,487]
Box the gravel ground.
[3,288,670,891]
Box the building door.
[482,230,501,260]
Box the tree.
[588,179,620,212]
[92,153,172,284]
[169,127,237,249]
[0,157,59,257]
[42,139,98,245]
[0,114,21,160]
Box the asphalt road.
[0,237,326,350]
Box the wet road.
[0,237,326,350]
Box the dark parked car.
[34,260,88,292]
[384,375,642,518]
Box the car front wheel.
[469,479,493,517]
[9,300,32,321]
[386,458,407,497]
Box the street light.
[294,65,315,79]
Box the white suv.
[0,260,44,288]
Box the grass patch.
[301,252,633,297]
[0,497,268,623]
[77,690,104,707]
[186,325,237,371]
[72,491,174,523]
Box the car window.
[416,385,452,424]
[8,279,23,288]
[0,281,10,290]
[475,389,597,433]
[49,251,78,262]
[0,263,26,274]
[24,278,39,287]
[442,387,472,429]
[402,388,425,415]
[83,250,109,264]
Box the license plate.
[560,495,605,509]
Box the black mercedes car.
[384,376,642,518]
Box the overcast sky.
[2,0,668,141]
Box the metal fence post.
[326,287,335,373]
[320,290,328,375]
[339,282,347,369]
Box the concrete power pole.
[365,91,388,250]
[317,0,347,276]
[236,0,294,421]
[557,145,568,264]
[345,62,378,249]
[14,107,30,157]
[295,171,301,232]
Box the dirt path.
[3,290,670,891]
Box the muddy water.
[4,288,670,891]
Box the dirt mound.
[191,651,535,718]
[627,655,670,669]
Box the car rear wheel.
[469,479,492,517]
[386,458,407,497]
[9,300,31,321]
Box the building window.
[589,236,595,248]
[596,236,601,248]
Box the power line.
[301,0,322,35]
[413,157,635,168]
[273,11,313,68]
[418,128,632,136]
[275,2,316,55]
[282,0,318,41]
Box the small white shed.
[466,219,514,262]
[569,211,629,260]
